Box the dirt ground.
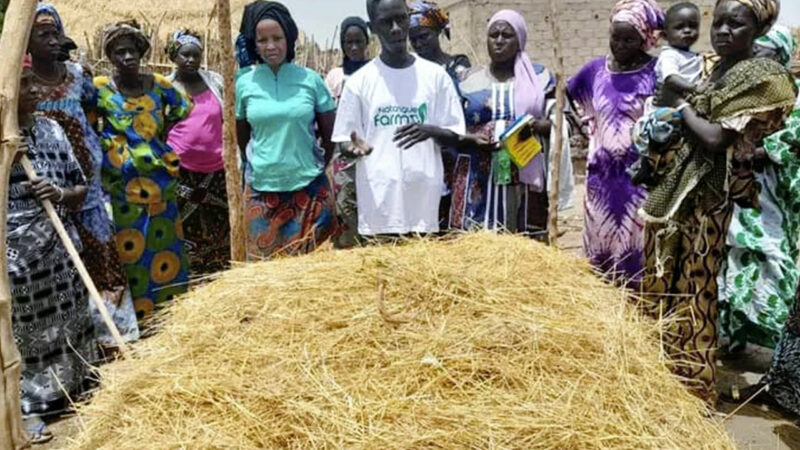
[35,179,800,449]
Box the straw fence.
[53,0,350,76]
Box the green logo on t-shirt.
[374,103,428,127]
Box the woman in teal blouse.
[235,2,337,260]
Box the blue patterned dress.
[447,65,555,237]
[9,117,96,416]
[36,62,139,345]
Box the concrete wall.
[441,0,716,75]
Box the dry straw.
[51,0,248,39]
[69,233,734,449]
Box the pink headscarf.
[487,10,546,190]
[610,0,665,51]
[487,10,545,119]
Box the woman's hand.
[663,89,685,109]
[695,80,711,95]
[531,119,551,135]
[23,178,86,209]
[680,103,736,154]
[24,177,64,203]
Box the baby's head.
[664,2,700,51]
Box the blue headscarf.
[34,3,76,61]
[34,3,65,34]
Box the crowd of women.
[7,0,800,443]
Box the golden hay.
[69,233,734,449]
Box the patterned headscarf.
[166,30,203,61]
[719,0,780,36]
[409,1,451,39]
[103,20,151,59]
[755,24,796,68]
[610,0,666,51]
[34,3,64,34]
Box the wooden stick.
[19,156,128,353]
[0,1,38,447]
[84,31,95,61]
[151,11,168,65]
[327,24,338,73]
[547,0,567,247]
[203,27,210,70]
[216,0,246,262]
[323,38,329,73]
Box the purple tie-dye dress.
[568,57,657,287]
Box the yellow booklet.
[500,114,542,168]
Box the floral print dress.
[93,73,191,323]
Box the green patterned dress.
[718,79,800,349]
[94,74,192,323]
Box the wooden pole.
[0,1,38,447]
[216,0,246,262]
[547,0,567,247]
[83,31,94,61]
[19,156,128,353]
[203,4,217,71]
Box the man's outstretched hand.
[346,131,373,157]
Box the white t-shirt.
[655,46,702,84]
[332,56,466,236]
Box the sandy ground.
[34,179,800,449]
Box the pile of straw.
[69,233,734,449]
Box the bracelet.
[55,186,64,202]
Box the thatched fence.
[55,0,347,77]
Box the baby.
[632,2,701,187]
[655,2,702,101]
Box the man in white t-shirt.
[332,0,466,236]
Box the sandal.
[23,416,53,445]
[722,383,787,411]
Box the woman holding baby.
[641,0,796,406]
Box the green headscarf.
[755,24,797,68]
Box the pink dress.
[167,89,224,173]
[166,87,230,274]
